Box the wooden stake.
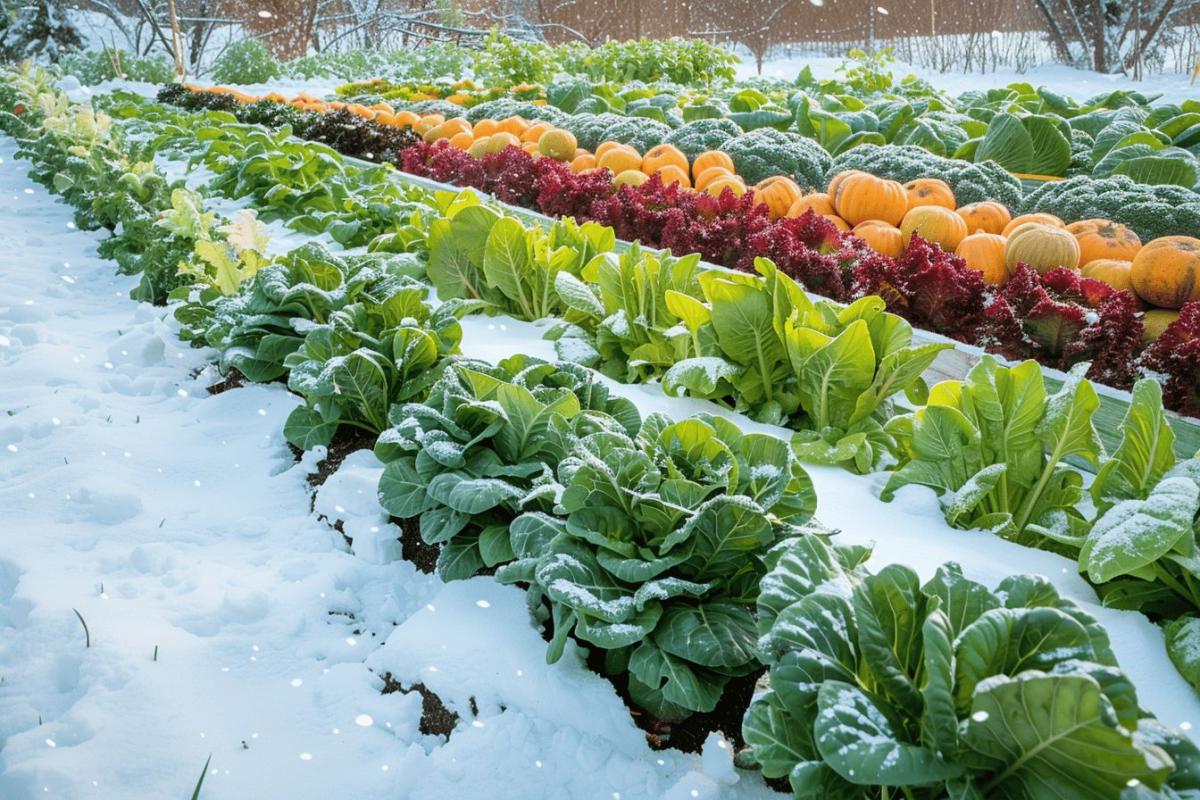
[166,0,186,78]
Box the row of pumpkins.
[195,86,1200,338]
[798,169,1200,339]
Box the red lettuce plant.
[986,265,1142,388]
[852,234,989,337]
[1141,301,1200,415]
[744,210,872,302]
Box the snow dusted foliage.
[0,0,83,63]
[212,40,281,85]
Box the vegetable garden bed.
[10,60,1200,799]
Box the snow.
[735,54,1200,106]
[0,138,775,799]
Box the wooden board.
[354,157,1200,467]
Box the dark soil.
[397,516,440,574]
[206,368,247,395]
[306,426,379,492]
[380,673,460,738]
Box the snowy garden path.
[0,140,770,799]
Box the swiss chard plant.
[663,259,949,470]
[375,357,640,578]
[741,534,1199,799]
[882,356,1103,547]
[520,413,818,720]
[549,242,705,383]
[426,194,615,320]
[281,279,466,449]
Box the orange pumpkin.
[754,176,803,220]
[496,116,529,137]
[1005,222,1081,274]
[484,131,522,155]
[695,166,735,192]
[537,129,577,161]
[852,220,904,258]
[570,153,597,173]
[522,122,553,143]
[471,119,498,137]
[1081,258,1139,298]
[826,169,865,199]
[614,169,650,188]
[655,164,691,188]
[598,147,643,176]
[956,201,1012,235]
[834,173,909,226]
[1002,212,1065,237]
[955,233,1009,285]
[594,141,631,160]
[904,178,956,210]
[824,215,851,232]
[704,176,747,198]
[1066,219,1142,266]
[691,150,735,180]
[787,192,836,218]
[448,131,475,150]
[642,144,689,176]
[900,205,968,251]
[1130,236,1200,309]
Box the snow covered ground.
[735,53,1200,105]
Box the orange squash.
[484,131,522,155]
[1066,219,1142,266]
[826,169,866,199]
[900,205,968,251]
[853,220,904,258]
[754,176,803,220]
[955,233,1009,285]
[956,201,1012,235]
[1002,212,1065,237]
[641,144,689,176]
[613,169,650,188]
[1130,236,1200,309]
[695,165,735,192]
[520,121,552,144]
[1005,222,1080,274]
[570,153,597,173]
[787,192,836,218]
[471,119,498,138]
[691,150,734,180]
[703,176,747,198]
[904,178,956,210]
[537,129,577,161]
[1081,258,1138,297]
[594,140,630,160]
[496,116,529,137]
[824,215,851,232]
[654,164,691,188]
[448,131,475,150]
[834,173,909,226]
[598,147,643,176]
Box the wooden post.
[166,0,186,78]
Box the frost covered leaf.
[953,607,1095,712]
[654,600,758,669]
[553,270,604,318]
[814,681,963,786]
[742,691,812,780]
[662,356,739,398]
[962,674,1172,797]
[1164,616,1200,693]
[851,565,926,716]
[283,405,339,450]
[1090,379,1177,510]
[221,209,269,255]
[1080,476,1200,584]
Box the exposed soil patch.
[380,673,460,738]
[307,426,379,492]
[397,516,440,574]
[206,368,247,395]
